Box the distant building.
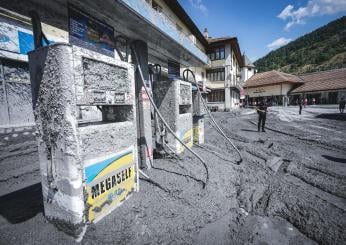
[244,68,346,106]
[204,36,244,111]
[240,54,255,102]
[290,68,346,104]
[241,55,255,84]
[243,70,304,106]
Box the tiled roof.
[291,68,346,93]
[243,70,303,88]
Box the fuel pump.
[28,43,138,237]
[152,77,193,154]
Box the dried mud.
[0,106,345,244]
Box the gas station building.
[0,0,210,237]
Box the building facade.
[239,54,255,103]
[203,34,244,111]
[290,68,346,104]
[244,68,346,106]
[243,70,304,106]
[0,0,208,127]
[240,55,255,85]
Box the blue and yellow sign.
[193,125,200,143]
[84,147,137,222]
[177,128,193,154]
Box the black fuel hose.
[132,46,209,188]
[183,69,243,164]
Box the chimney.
[203,28,208,39]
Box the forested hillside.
[254,16,346,74]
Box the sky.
[178,0,346,62]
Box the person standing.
[299,98,303,115]
[312,98,315,105]
[256,99,268,132]
[339,97,345,113]
[304,98,308,108]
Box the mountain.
[254,16,346,74]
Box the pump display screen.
[180,84,191,105]
[81,57,131,105]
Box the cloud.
[267,37,292,50]
[278,0,346,30]
[188,0,208,15]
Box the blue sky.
[179,0,346,62]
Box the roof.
[291,68,346,93]
[207,36,244,67]
[243,70,303,88]
[163,0,208,48]
[243,55,255,68]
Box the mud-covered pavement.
[0,106,345,244]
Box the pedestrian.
[256,99,267,132]
[312,98,315,105]
[304,98,308,108]
[339,97,345,113]
[299,98,303,115]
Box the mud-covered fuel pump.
[29,41,138,238]
[183,69,243,164]
[152,77,193,154]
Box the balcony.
[121,0,208,65]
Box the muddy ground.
[0,106,345,244]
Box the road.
[0,106,345,244]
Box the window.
[248,68,252,71]
[209,52,215,60]
[207,90,225,102]
[208,46,225,61]
[220,48,225,59]
[215,50,220,60]
[206,68,225,81]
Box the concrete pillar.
[132,40,153,169]
[225,87,231,111]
